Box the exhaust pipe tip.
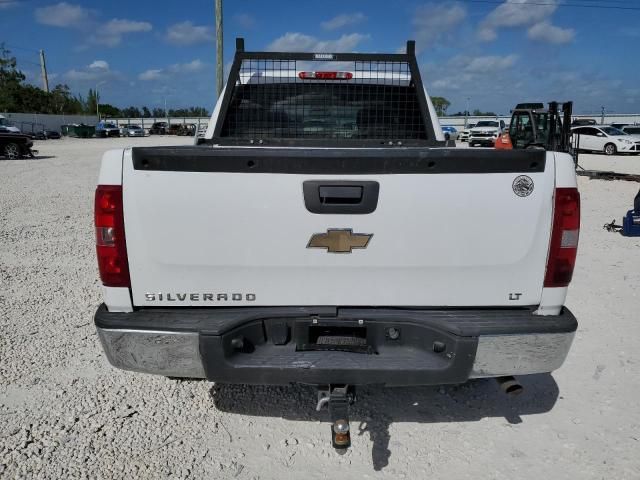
[496,376,523,396]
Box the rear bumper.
[94,305,577,386]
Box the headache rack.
[209,38,441,147]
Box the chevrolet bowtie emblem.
[307,229,373,254]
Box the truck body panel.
[122,147,555,308]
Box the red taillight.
[298,71,353,80]
[94,185,130,287]
[544,187,580,287]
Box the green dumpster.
[62,124,95,138]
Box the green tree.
[430,96,451,116]
[12,84,49,113]
[0,43,27,112]
[99,103,121,117]
[472,109,497,116]
[189,106,209,116]
[86,88,100,116]
[49,84,84,114]
[142,106,151,118]
[121,106,141,118]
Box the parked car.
[44,130,61,139]
[149,122,168,135]
[0,131,36,159]
[469,120,506,147]
[122,125,146,137]
[610,123,629,130]
[458,123,476,142]
[571,126,640,155]
[94,39,580,450]
[571,118,596,127]
[177,124,197,136]
[621,125,640,136]
[167,123,183,135]
[95,121,121,138]
[28,131,47,140]
[0,115,21,133]
[441,126,458,141]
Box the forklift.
[498,102,640,236]
[495,101,575,159]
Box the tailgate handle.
[304,181,379,214]
[319,186,363,204]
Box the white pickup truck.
[93,39,579,443]
[469,119,506,147]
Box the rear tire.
[4,143,20,159]
[604,143,616,156]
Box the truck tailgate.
[123,146,554,308]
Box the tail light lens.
[544,187,580,287]
[95,185,130,287]
[298,71,353,80]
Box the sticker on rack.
[512,175,534,197]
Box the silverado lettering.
[144,293,256,302]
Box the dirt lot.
[1,137,639,479]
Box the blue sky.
[1,0,640,114]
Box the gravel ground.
[1,137,639,479]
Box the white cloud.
[234,13,255,29]
[93,18,152,47]
[0,0,18,9]
[139,60,206,81]
[412,2,467,52]
[89,60,109,70]
[34,2,91,28]
[463,54,519,73]
[424,54,519,98]
[321,13,366,31]
[267,33,369,52]
[169,59,205,73]
[619,27,640,38]
[103,18,151,35]
[166,21,214,46]
[478,0,562,42]
[65,69,99,81]
[34,4,151,47]
[63,60,123,84]
[527,21,574,44]
[138,69,164,81]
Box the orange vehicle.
[495,131,512,149]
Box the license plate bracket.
[295,321,375,354]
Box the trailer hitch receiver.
[316,385,356,450]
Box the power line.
[3,43,40,54]
[12,57,41,67]
[460,0,640,10]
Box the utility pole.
[465,97,470,128]
[39,49,49,93]
[96,81,105,119]
[600,106,605,125]
[215,0,223,97]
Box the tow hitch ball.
[316,385,356,450]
